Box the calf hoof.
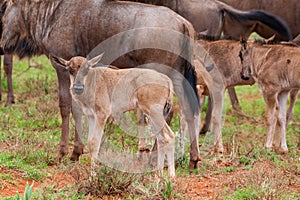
[275,147,288,154]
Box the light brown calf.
[240,39,300,152]
[50,54,176,177]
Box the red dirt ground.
[1,161,299,199]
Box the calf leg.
[274,91,289,153]
[137,109,151,152]
[210,88,225,154]
[88,114,107,175]
[70,99,84,161]
[264,92,278,149]
[228,87,240,110]
[286,89,298,125]
[149,105,175,177]
[179,114,187,157]
[200,96,211,135]
[3,55,14,106]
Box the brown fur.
[239,39,300,152]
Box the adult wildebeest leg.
[273,91,289,153]
[4,54,14,106]
[54,68,72,162]
[228,87,240,110]
[264,92,278,150]
[70,99,84,161]
[286,89,298,125]
[172,76,200,169]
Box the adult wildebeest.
[125,0,292,41]
[239,38,300,152]
[50,54,176,177]
[0,0,217,169]
[124,0,293,134]
[220,0,300,38]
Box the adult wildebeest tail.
[181,23,200,115]
[222,7,292,41]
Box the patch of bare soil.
[0,165,77,198]
[0,166,41,197]
[1,160,299,199]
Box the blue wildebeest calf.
[50,54,176,177]
[239,38,300,153]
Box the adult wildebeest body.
[0,0,212,168]
[220,0,300,38]
[239,39,300,152]
[50,54,176,177]
[124,0,292,41]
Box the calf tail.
[163,99,172,119]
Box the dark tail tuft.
[182,24,200,115]
[163,99,172,118]
[223,8,292,41]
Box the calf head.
[49,53,104,95]
[239,37,252,80]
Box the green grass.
[0,56,300,199]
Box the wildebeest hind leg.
[273,91,289,153]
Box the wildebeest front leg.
[70,99,84,161]
[3,54,14,106]
[54,68,72,162]
[88,114,107,176]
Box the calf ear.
[88,52,104,68]
[49,54,69,71]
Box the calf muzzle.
[73,84,85,95]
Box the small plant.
[78,165,139,197]
[225,166,234,173]
[15,182,34,200]
[160,178,174,200]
